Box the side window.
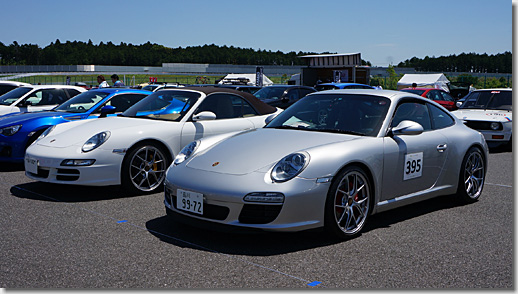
[32,89,67,105]
[299,88,314,98]
[439,91,454,102]
[25,90,43,105]
[196,94,237,119]
[428,103,454,129]
[286,89,299,100]
[391,101,432,131]
[94,94,147,114]
[230,95,258,117]
[65,89,82,98]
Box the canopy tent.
[218,73,273,87]
[397,74,450,92]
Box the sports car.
[164,89,488,239]
[0,85,86,116]
[24,87,282,194]
[0,88,150,163]
[452,88,512,149]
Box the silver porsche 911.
[163,89,488,239]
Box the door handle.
[437,144,448,152]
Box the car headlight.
[82,131,110,152]
[174,141,199,165]
[271,152,309,182]
[490,122,501,130]
[0,124,21,136]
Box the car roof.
[401,87,438,91]
[307,88,423,102]
[0,81,31,86]
[159,86,278,115]
[89,88,151,95]
[21,85,86,90]
[472,88,512,91]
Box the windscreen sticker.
[404,152,423,180]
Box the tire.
[324,166,372,239]
[456,147,485,203]
[121,143,171,194]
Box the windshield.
[54,91,109,113]
[401,89,425,96]
[0,87,32,105]
[460,90,512,110]
[122,90,200,121]
[254,86,288,101]
[266,93,391,137]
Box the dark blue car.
[0,88,150,163]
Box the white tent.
[397,73,450,92]
[218,73,273,86]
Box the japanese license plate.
[25,156,38,174]
[176,189,203,215]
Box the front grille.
[56,169,80,181]
[238,204,282,224]
[0,146,12,157]
[27,168,49,179]
[465,120,502,131]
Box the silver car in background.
[164,89,488,239]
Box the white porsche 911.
[24,87,282,194]
[164,89,488,239]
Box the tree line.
[0,40,319,66]
[0,40,511,73]
[397,52,511,74]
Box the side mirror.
[19,100,32,107]
[193,111,217,121]
[390,120,424,136]
[456,101,463,108]
[99,105,116,118]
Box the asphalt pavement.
[0,149,513,289]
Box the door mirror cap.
[193,111,217,121]
[391,120,424,136]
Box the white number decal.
[404,152,423,180]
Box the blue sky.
[2,0,512,66]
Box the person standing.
[97,75,109,88]
[111,74,125,87]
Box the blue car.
[315,82,375,91]
[0,88,150,163]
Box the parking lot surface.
[0,150,513,289]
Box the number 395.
[406,159,421,174]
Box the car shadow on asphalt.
[0,162,24,172]
[145,194,462,256]
[9,182,138,202]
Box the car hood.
[0,111,70,125]
[453,109,513,122]
[36,116,168,148]
[185,128,360,175]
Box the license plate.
[25,156,38,174]
[176,189,203,215]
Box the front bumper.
[163,165,332,232]
[24,144,124,186]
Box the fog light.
[61,159,96,166]
[490,122,501,130]
[244,192,284,203]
